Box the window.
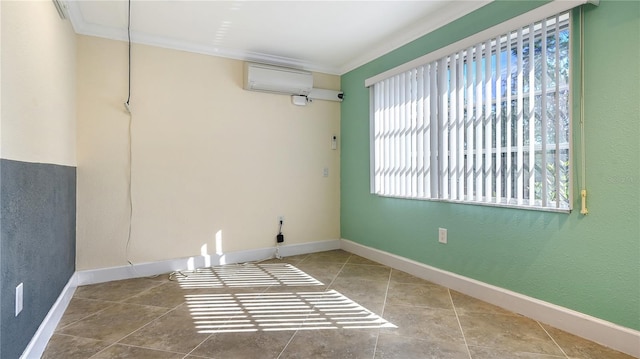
[370,11,572,212]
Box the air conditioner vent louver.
[243,62,313,96]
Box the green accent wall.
[340,0,640,331]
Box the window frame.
[367,6,579,213]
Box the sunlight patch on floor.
[176,263,324,288]
[186,290,396,334]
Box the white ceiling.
[64,0,492,75]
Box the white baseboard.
[277,238,342,257]
[340,238,640,358]
[20,273,78,359]
[20,239,341,359]
[76,239,341,286]
[22,239,341,358]
[30,239,636,358]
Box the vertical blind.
[371,12,571,211]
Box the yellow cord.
[579,7,588,215]
[580,189,588,215]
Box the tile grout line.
[85,301,183,359]
[54,298,120,331]
[324,255,351,289]
[183,284,274,358]
[371,267,394,359]
[114,278,168,303]
[62,289,184,359]
[275,327,299,359]
[537,320,570,359]
[281,253,354,357]
[277,253,342,359]
[181,330,216,357]
[88,341,188,358]
[70,277,168,331]
[262,282,302,359]
[87,342,117,358]
[45,250,632,359]
[448,289,473,359]
[102,302,185,355]
[48,331,118,358]
[177,266,230,359]
[181,256,310,359]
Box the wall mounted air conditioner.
[243,62,313,96]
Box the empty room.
[1,0,638,358]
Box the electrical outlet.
[322,167,329,177]
[438,228,448,244]
[277,216,284,243]
[16,283,23,316]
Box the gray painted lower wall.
[0,159,76,359]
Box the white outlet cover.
[16,283,23,316]
[438,228,448,244]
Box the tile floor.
[42,250,634,359]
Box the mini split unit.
[243,62,343,105]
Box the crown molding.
[66,0,492,76]
[339,0,492,74]
[65,1,340,74]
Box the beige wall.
[76,35,341,270]
[1,0,76,165]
